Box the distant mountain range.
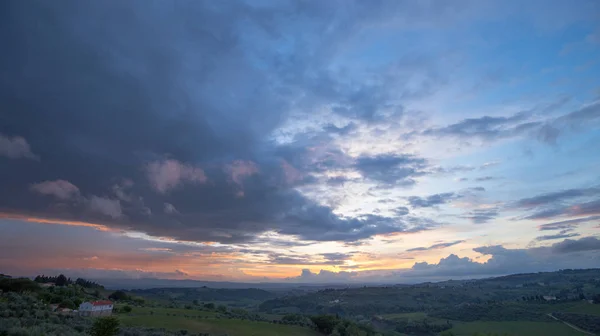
[96,277,377,290]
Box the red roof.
[91,300,113,306]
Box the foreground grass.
[448,321,586,336]
[119,307,320,336]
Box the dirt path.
[547,313,595,335]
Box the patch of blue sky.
[446,23,599,112]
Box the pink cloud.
[0,133,39,160]
[224,160,259,186]
[281,160,303,185]
[30,180,80,200]
[146,159,207,193]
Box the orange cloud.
[0,212,115,231]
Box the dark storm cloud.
[0,0,439,244]
[551,236,600,253]
[407,192,457,208]
[406,240,465,252]
[354,154,428,185]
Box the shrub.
[90,316,120,336]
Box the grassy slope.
[448,321,586,336]
[118,306,320,336]
[119,306,219,317]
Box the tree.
[108,290,129,301]
[217,305,228,313]
[122,305,132,313]
[204,303,215,309]
[59,299,76,309]
[55,274,68,287]
[310,315,340,334]
[90,316,120,336]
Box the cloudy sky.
[1,0,599,283]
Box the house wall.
[78,303,112,317]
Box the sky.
[1,0,600,284]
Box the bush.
[90,316,120,336]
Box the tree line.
[33,274,104,289]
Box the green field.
[561,302,600,316]
[447,321,587,336]
[119,307,320,336]
[381,312,448,324]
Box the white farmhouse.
[79,300,113,316]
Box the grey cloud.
[323,123,357,136]
[555,101,600,125]
[422,111,535,141]
[538,216,600,231]
[513,186,600,208]
[30,180,80,200]
[551,236,600,253]
[407,237,600,279]
[0,133,38,160]
[146,159,208,194]
[269,256,322,265]
[321,252,352,264]
[1,0,444,244]
[475,176,495,182]
[269,252,352,266]
[354,153,428,185]
[163,203,179,215]
[512,186,600,221]
[408,192,457,208]
[86,196,122,219]
[461,208,499,224]
[524,198,600,220]
[280,236,600,283]
[326,176,356,186]
[288,269,354,283]
[394,207,410,216]
[406,240,465,252]
[421,99,600,144]
[534,230,580,242]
